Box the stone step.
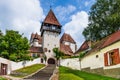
[23,64,56,80]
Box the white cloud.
[0,0,44,38]
[85,1,89,7]
[84,0,95,7]
[55,5,76,22]
[63,11,89,48]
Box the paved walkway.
[24,64,56,80]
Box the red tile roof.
[88,37,108,54]
[60,33,76,44]
[101,30,120,48]
[29,46,43,53]
[43,9,61,26]
[79,30,120,57]
[31,33,42,44]
[75,41,89,54]
[60,44,73,56]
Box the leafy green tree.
[53,48,64,66]
[9,54,17,61]
[83,0,120,41]
[0,30,30,61]
[1,51,9,59]
[43,54,47,63]
[0,30,2,36]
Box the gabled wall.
[63,41,76,53]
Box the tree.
[43,54,47,63]
[83,0,120,41]
[53,48,64,66]
[0,30,2,36]
[0,30,30,61]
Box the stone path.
[50,67,59,80]
[24,64,56,80]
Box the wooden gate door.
[1,63,7,75]
[48,58,55,64]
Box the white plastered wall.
[81,41,120,69]
[60,58,81,70]
[0,57,11,74]
[43,31,60,59]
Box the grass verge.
[0,77,7,80]
[59,66,119,80]
[10,64,45,78]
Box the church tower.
[40,9,62,64]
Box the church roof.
[60,33,76,44]
[43,9,61,26]
[31,33,42,44]
[60,44,73,56]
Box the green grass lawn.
[10,64,45,78]
[59,66,119,80]
[0,77,7,80]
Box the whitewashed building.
[77,30,120,78]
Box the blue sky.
[41,0,95,24]
[0,0,95,48]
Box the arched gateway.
[47,58,55,64]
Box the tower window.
[44,48,47,52]
[48,50,51,53]
[52,26,55,30]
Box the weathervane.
[49,0,54,9]
[50,4,52,9]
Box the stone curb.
[2,64,47,80]
[49,66,59,80]
[1,75,22,80]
